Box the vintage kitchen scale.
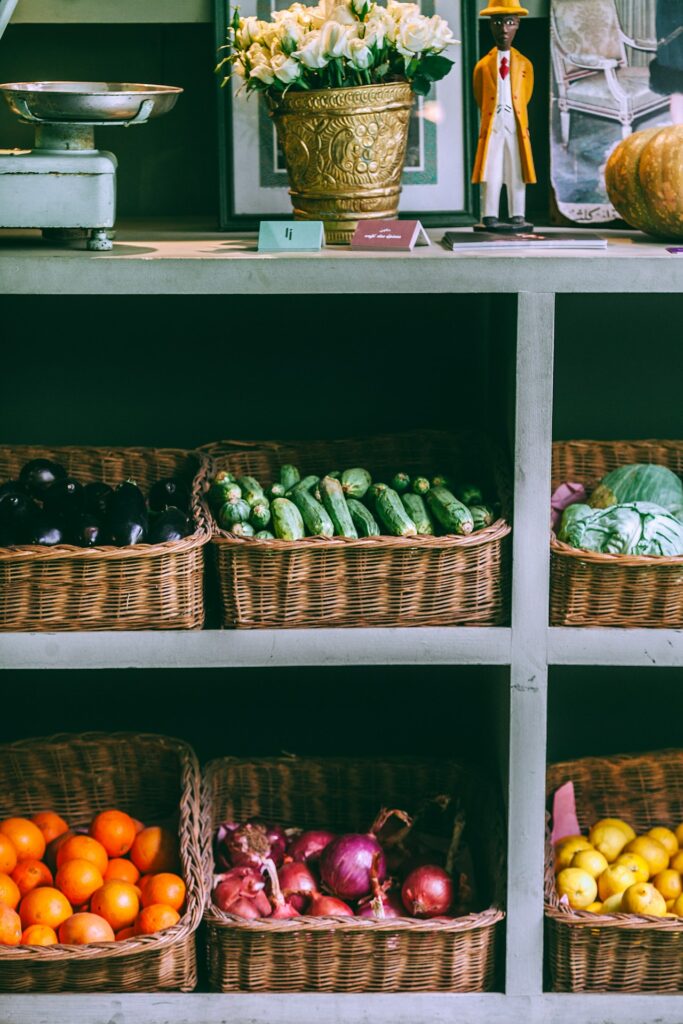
[0,0,182,249]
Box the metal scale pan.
[0,81,183,124]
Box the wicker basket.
[0,732,205,992]
[546,749,683,992]
[201,430,511,629]
[0,445,211,631]
[202,756,505,992]
[550,440,683,628]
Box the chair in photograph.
[551,0,669,146]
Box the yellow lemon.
[570,848,609,879]
[601,892,624,913]
[672,894,683,916]
[592,818,636,843]
[615,852,650,883]
[648,827,679,858]
[666,899,676,911]
[585,901,603,913]
[670,850,683,873]
[675,824,683,847]
[624,836,669,877]
[621,881,667,917]
[588,824,628,863]
[598,863,637,901]
[556,868,598,910]
[554,836,593,872]
[653,869,682,902]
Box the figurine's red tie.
[500,56,509,79]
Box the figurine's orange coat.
[471,46,537,184]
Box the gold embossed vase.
[268,81,414,244]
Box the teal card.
[258,221,325,252]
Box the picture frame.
[214,0,479,229]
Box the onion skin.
[213,867,272,917]
[320,834,387,901]
[278,861,318,913]
[356,892,405,919]
[251,819,288,868]
[401,865,453,919]
[288,830,336,864]
[308,894,354,917]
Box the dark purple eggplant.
[23,512,64,546]
[19,459,66,498]
[0,484,34,522]
[107,516,148,546]
[42,477,85,516]
[68,513,104,547]
[148,506,191,543]
[0,521,16,546]
[149,478,190,513]
[109,481,147,517]
[83,481,113,517]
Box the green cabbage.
[589,463,683,512]
[558,501,683,556]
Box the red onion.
[213,866,272,918]
[229,897,266,920]
[308,894,354,917]
[401,865,453,919]
[320,834,386,901]
[278,861,318,913]
[356,892,405,919]
[250,819,288,868]
[222,822,275,871]
[288,830,336,864]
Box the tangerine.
[135,903,180,935]
[0,873,21,910]
[115,925,137,941]
[59,912,115,944]
[132,818,145,835]
[141,872,186,912]
[12,859,53,898]
[55,858,104,906]
[19,886,72,929]
[31,812,69,846]
[130,827,178,874]
[21,924,58,946]
[90,880,139,931]
[0,904,22,946]
[44,830,75,874]
[104,858,140,885]
[0,818,45,862]
[90,810,137,858]
[56,835,108,876]
[0,836,17,876]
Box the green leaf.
[419,54,454,82]
[411,75,432,96]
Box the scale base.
[42,227,114,251]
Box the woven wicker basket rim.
[544,748,683,932]
[201,755,505,935]
[0,446,212,561]
[0,731,206,963]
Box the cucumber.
[376,487,418,537]
[238,476,265,506]
[255,530,275,540]
[412,476,431,496]
[289,475,320,495]
[456,483,484,506]
[469,504,494,530]
[392,472,411,494]
[250,501,272,530]
[346,497,381,537]
[246,492,268,510]
[327,470,342,480]
[401,493,434,535]
[214,470,236,487]
[291,488,334,537]
[209,480,241,509]
[365,482,388,508]
[426,487,474,535]
[280,464,301,491]
[319,476,357,538]
[268,482,286,500]
[271,498,305,540]
[232,522,255,538]
[341,467,372,499]
[218,498,251,529]
[432,474,452,489]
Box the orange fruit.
[12,859,53,898]
[0,818,46,863]
[141,872,186,912]
[19,886,72,929]
[31,811,69,846]
[115,925,137,941]
[0,873,21,910]
[90,880,139,931]
[59,912,115,944]
[56,835,108,876]
[55,859,104,906]
[44,830,76,874]
[0,904,22,946]
[0,836,18,876]
[21,924,58,946]
[135,903,180,935]
[132,818,145,835]
[130,827,178,875]
[104,858,140,885]
[90,810,137,858]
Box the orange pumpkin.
[606,125,683,239]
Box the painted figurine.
[472,0,536,232]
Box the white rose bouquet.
[217,0,458,99]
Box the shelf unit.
[0,226,682,1023]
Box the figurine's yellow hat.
[479,0,528,15]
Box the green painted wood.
[11,0,211,22]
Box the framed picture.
[214,0,479,229]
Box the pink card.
[551,781,581,844]
[350,220,430,251]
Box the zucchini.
[238,476,265,506]
[392,472,411,494]
[280,464,301,491]
[365,482,388,508]
[271,498,305,540]
[250,501,272,530]
[289,474,320,495]
[426,487,474,535]
[255,529,275,540]
[232,522,255,538]
[432,474,452,489]
[456,483,484,506]
[218,498,251,528]
[341,467,372,499]
[291,488,334,538]
[376,487,418,537]
[209,480,241,509]
[328,470,342,480]
[268,482,286,500]
[319,476,357,538]
[347,497,381,537]
[214,470,236,487]
[401,493,434,535]
[412,476,431,496]
[469,504,494,530]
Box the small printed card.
[350,220,430,251]
[551,781,581,845]
[666,247,683,255]
[258,221,324,253]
